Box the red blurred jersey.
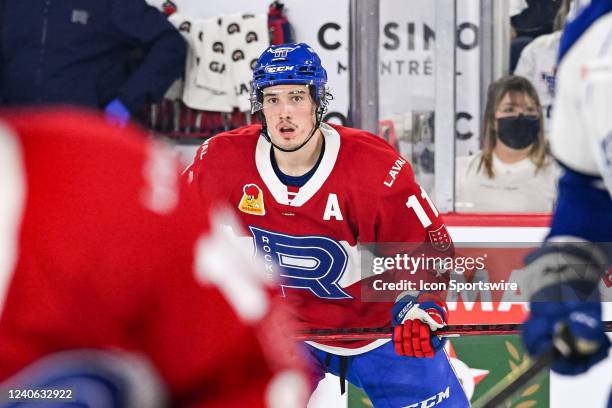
[186,123,451,355]
[0,110,307,407]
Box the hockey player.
[521,0,612,380]
[185,43,469,407]
[0,109,308,407]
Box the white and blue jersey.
[548,2,612,253]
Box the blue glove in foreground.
[522,242,611,375]
[523,298,610,375]
[105,99,131,127]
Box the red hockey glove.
[392,295,448,358]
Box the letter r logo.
[249,226,351,299]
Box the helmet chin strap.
[261,108,324,153]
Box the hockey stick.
[296,321,612,342]
[471,350,554,408]
[472,323,591,408]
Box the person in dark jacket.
[0,0,186,126]
[510,0,562,72]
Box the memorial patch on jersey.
[428,225,452,252]
[239,184,265,216]
[249,226,351,299]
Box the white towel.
[223,13,269,111]
[169,13,269,112]
[169,13,232,111]
[195,17,232,95]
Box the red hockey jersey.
[186,123,452,355]
[0,110,308,407]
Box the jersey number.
[405,186,439,228]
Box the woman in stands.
[455,75,560,213]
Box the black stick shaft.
[297,321,612,342]
[472,351,555,408]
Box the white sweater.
[455,152,561,213]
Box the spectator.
[510,0,562,72]
[514,0,573,134]
[0,0,186,126]
[455,75,560,213]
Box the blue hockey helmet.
[251,43,328,113]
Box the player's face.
[262,84,317,150]
[494,91,540,122]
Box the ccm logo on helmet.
[265,66,295,73]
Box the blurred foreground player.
[0,109,308,407]
[522,0,612,380]
[185,43,469,407]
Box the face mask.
[496,115,540,149]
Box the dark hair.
[478,75,548,178]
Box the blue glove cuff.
[419,301,447,320]
[391,294,416,326]
[391,294,447,326]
